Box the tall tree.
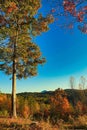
[80,76,86,90]
[0,0,53,118]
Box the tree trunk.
[12,61,17,118]
[11,18,18,118]
[12,42,17,118]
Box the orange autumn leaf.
[0,95,7,102]
[22,105,30,118]
[7,2,18,13]
[7,7,13,13]
[62,97,70,112]
[10,2,17,9]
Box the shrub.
[0,110,9,117]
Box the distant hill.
[41,90,48,93]
[1,88,87,105]
[16,88,87,105]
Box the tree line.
[0,87,87,124]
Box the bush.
[0,110,9,117]
[75,115,87,126]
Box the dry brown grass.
[0,117,87,130]
[0,117,60,130]
[39,121,58,130]
[0,117,31,125]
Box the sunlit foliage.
[0,0,53,79]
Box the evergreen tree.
[0,0,53,118]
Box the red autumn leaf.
[77,11,85,22]
[63,0,75,14]
[82,6,87,11]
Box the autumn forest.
[0,0,87,129]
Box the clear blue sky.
[0,1,87,93]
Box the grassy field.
[0,117,87,130]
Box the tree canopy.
[0,0,53,79]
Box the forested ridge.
[0,88,87,118]
[0,88,87,129]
